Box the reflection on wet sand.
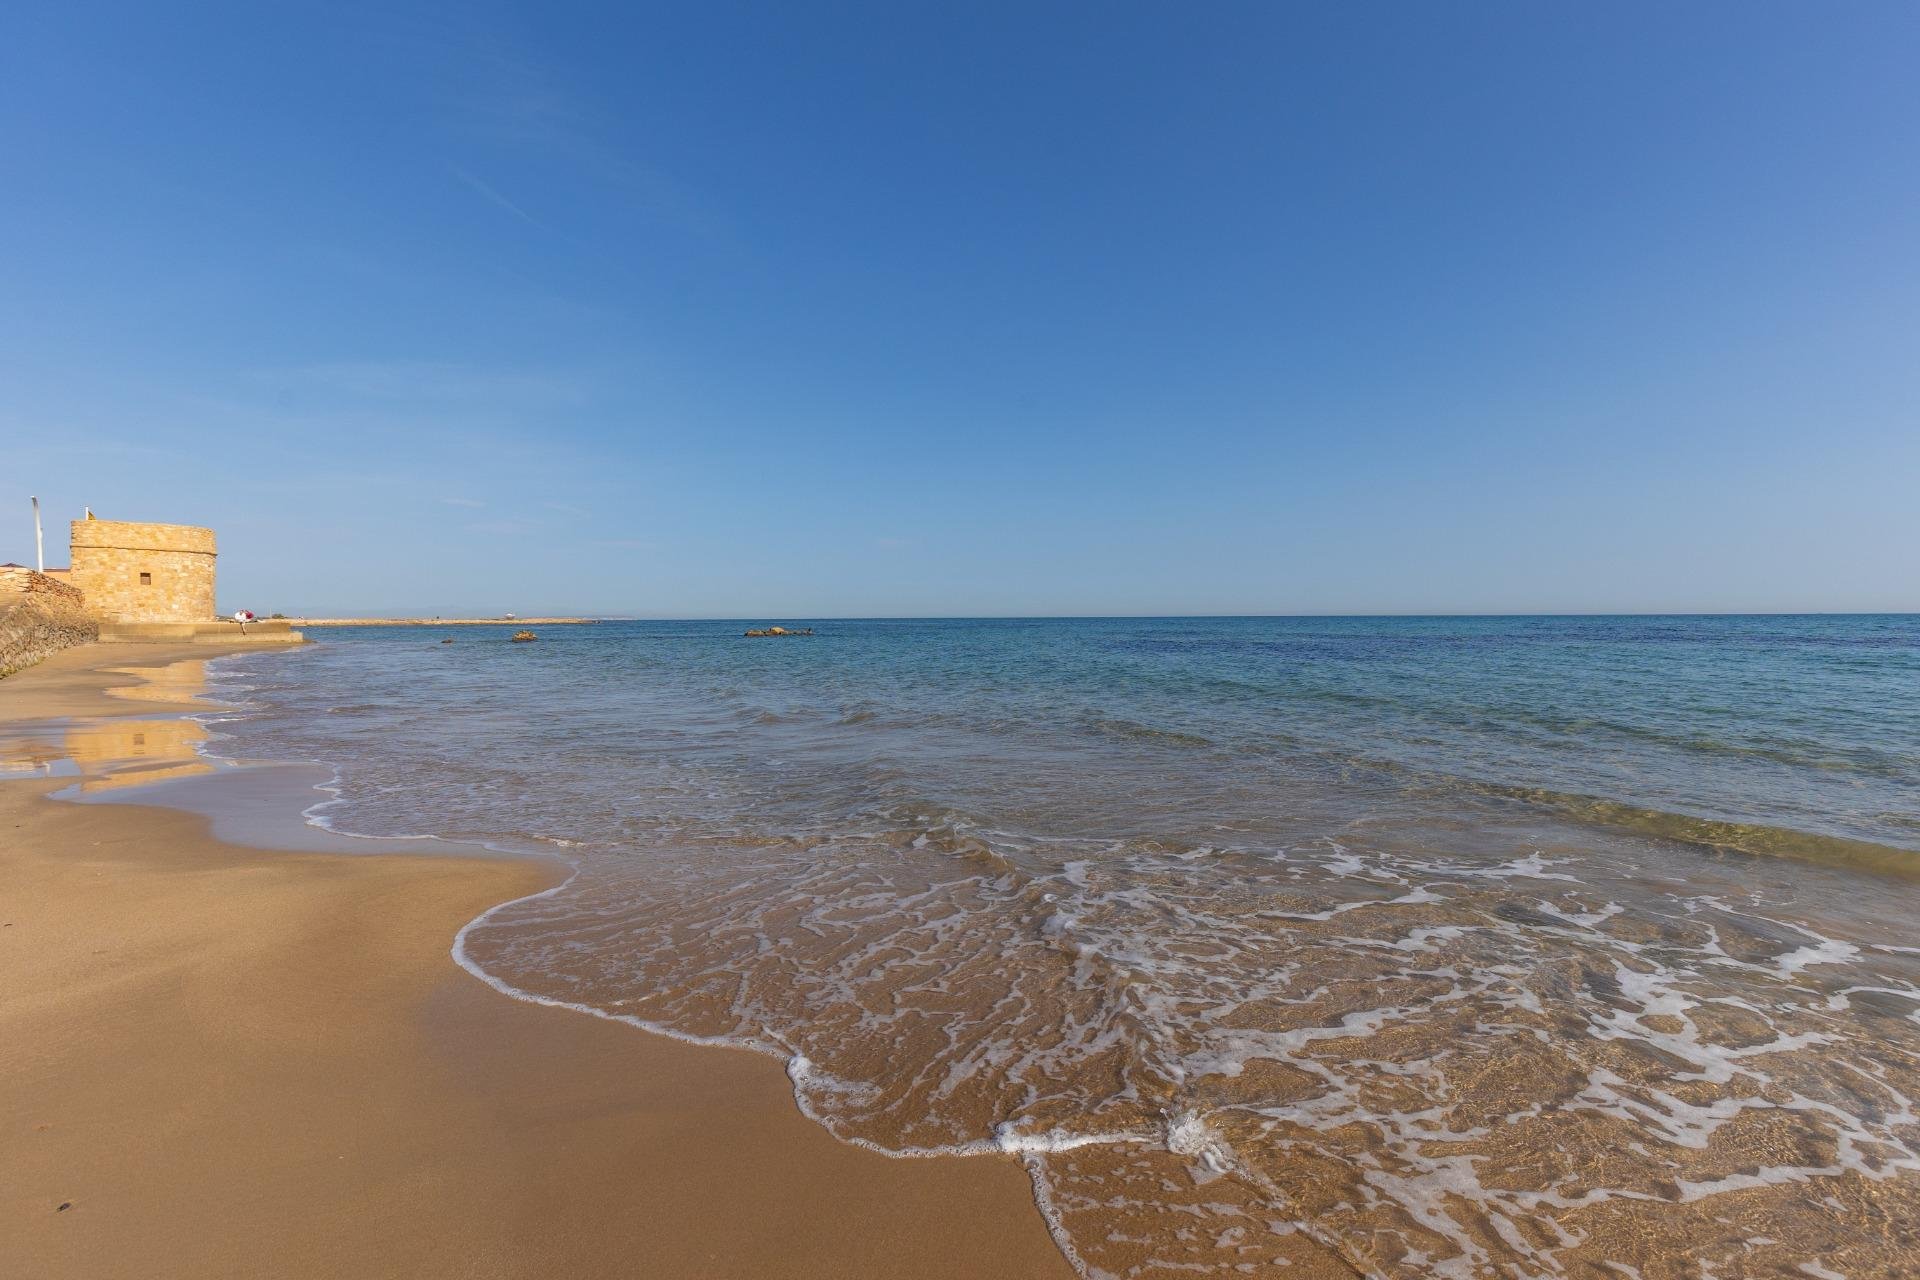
[0,733,69,777]
[62,718,214,791]
[0,659,220,790]
[0,716,212,791]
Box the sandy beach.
[0,644,1073,1280]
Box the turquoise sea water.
[215,615,1919,857]
[205,616,1920,1278]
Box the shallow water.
[203,617,1920,1277]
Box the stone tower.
[66,518,217,623]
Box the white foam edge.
[450,874,1149,1280]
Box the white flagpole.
[31,496,43,572]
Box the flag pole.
[31,496,43,572]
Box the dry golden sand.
[0,644,1074,1280]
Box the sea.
[199,615,1920,1279]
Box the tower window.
[139,572,152,585]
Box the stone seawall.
[0,568,100,678]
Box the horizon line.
[287,609,1920,622]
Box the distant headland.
[290,617,599,627]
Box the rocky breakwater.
[0,566,100,677]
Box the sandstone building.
[2,512,300,675]
[66,517,218,623]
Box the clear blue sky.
[4,2,1917,616]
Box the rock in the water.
[510,630,537,642]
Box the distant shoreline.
[290,617,599,627]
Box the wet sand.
[0,644,1074,1280]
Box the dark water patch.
[1481,782,1920,880]
[1080,715,1214,749]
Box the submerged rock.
[510,630,537,642]
[744,626,814,637]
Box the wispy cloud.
[447,163,541,226]
[442,497,486,508]
[427,20,737,248]
[466,519,538,536]
[544,501,590,517]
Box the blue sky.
[4,2,1917,616]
